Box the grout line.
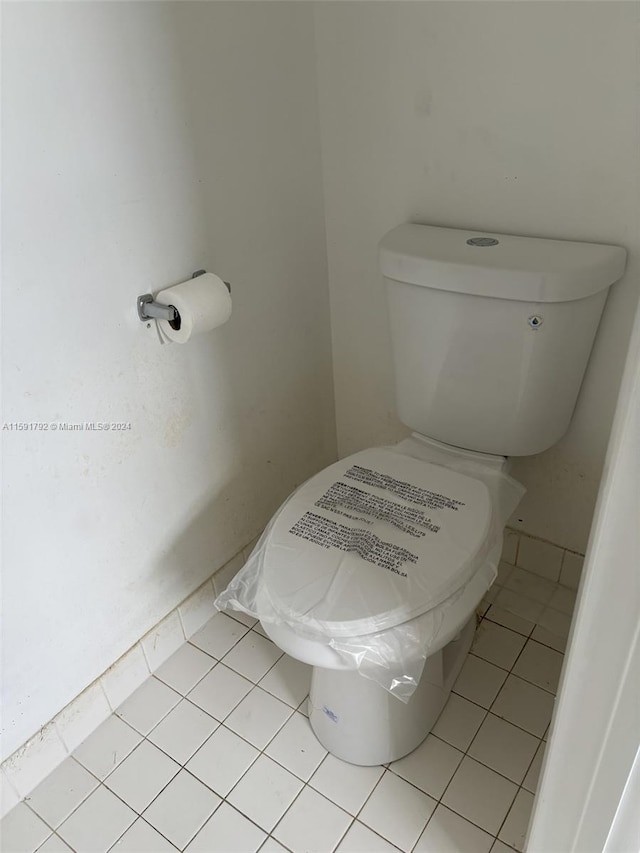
[23,755,107,840]
[138,640,152,673]
[351,767,389,825]
[175,606,188,644]
[513,532,520,568]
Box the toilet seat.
[259,447,493,639]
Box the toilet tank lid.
[379,223,627,303]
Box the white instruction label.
[288,465,469,577]
[344,465,466,512]
[289,512,417,578]
[314,481,439,538]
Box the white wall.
[1,2,335,759]
[527,285,640,853]
[314,1,640,554]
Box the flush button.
[528,315,544,329]
[466,237,499,247]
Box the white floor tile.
[441,756,517,837]
[28,757,98,828]
[57,785,136,853]
[0,803,51,853]
[274,787,352,853]
[115,677,181,735]
[104,740,180,813]
[498,789,535,852]
[259,655,311,708]
[359,771,436,852]
[471,622,526,671]
[35,834,74,852]
[468,715,539,784]
[484,586,499,605]
[453,655,508,709]
[252,621,270,638]
[259,839,289,853]
[309,754,385,816]
[559,552,584,590]
[190,613,250,659]
[483,606,535,637]
[185,803,266,853]
[548,586,577,615]
[148,698,219,765]
[512,640,563,694]
[414,804,493,853]
[523,740,546,794]
[536,606,572,639]
[73,715,142,781]
[4,551,578,853]
[501,532,518,566]
[516,537,563,582]
[111,818,178,851]
[142,770,221,849]
[432,694,487,751]
[298,695,311,717]
[491,841,517,853]
[265,712,327,780]
[154,643,216,696]
[225,687,292,749]
[187,664,252,720]
[227,755,303,833]
[495,560,515,587]
[336,821,400,852]
[493,589,544,624]
[186,726,259,797]
[531,621,569,653]
[226,608,258,628]
[390,735,463,799]
[504,568,557,605]
[222,632,283,683]
[491,675,554,737]
[477,598,493,618]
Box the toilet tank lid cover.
[379,224,627,303]
[239,447,515,638]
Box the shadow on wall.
[2,1,335,759]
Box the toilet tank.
[379,224,627,456]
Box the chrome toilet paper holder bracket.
[137,294,178,324]
[137,270,230,326]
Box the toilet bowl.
[215,223,625,765]
[220,433,518,764]
[261,549,488,765]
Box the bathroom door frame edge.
[526,298,640,852]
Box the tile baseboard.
[0,544,250,815]
[503,528,585,591]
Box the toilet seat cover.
[261,447,493,637]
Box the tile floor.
[2,573,566,853]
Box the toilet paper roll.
[155,273,232,344]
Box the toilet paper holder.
[137,270,231,326]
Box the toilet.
[216,223,626,766]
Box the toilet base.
[308,616,476,766]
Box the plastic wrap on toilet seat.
[326,556,499,701]
[215,446,525,701]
